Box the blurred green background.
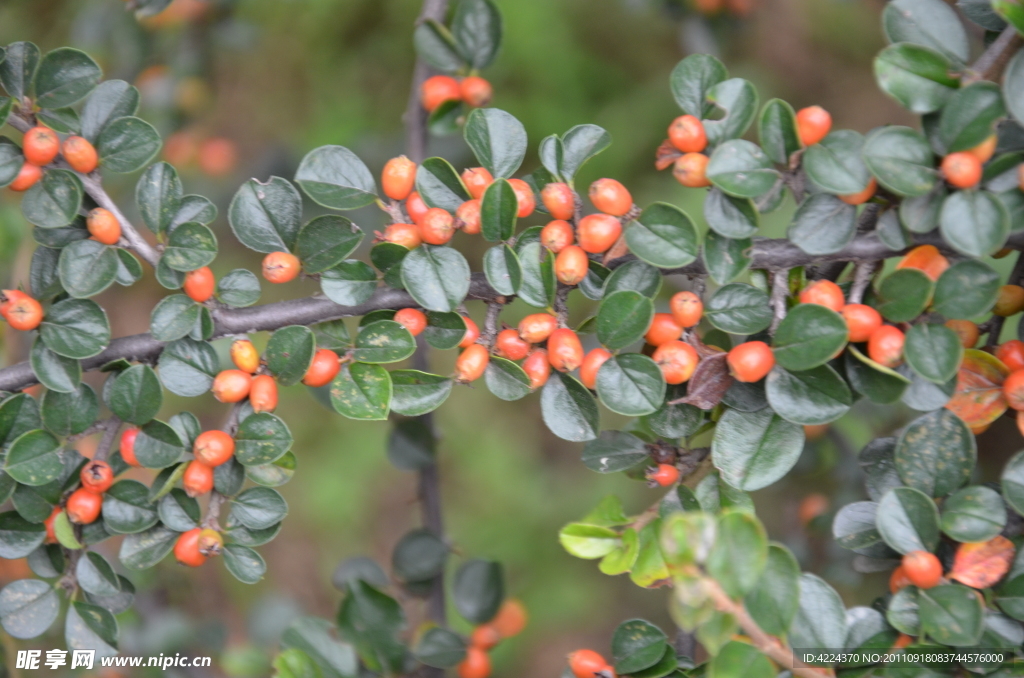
[0,0,1017,676]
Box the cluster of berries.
[9,125,99,192]
[567,649,616,678]
[456,599,528,678]
[420,74,493,112]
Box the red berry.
[462,167,494,200]
[645,313,683,347]
[62,136,99,173]
[183,266,215,303]
[588,178,632,216]
[799,280,845,313]
[456,344,490,382]
[382,156,417,201]
[80,460,114,493]
[522,349,551,389]
[518,313,558,344]
[183,460,214,497]
[668,115,707,153]
[795,106,832,147]
[303,349,341,387]
[868,325,904,368]
[174,527,207,567]
[194,430,236,466]
[495,328,530,361]
[8,162,42,191]
[23,126,60,166]
[902,550,942,589]
[382,223,422,249]
[577,214,621,254]
[653,340,699,384]
[456,199,482,235]
[120,428,141,467]
[460,77,493,108]
[508,178,535,218]
[673,153,710,188]
[580,348,612,390]
[841,304,882,343]
[670,291,703,328]
[66,488,102,525]
[727,341,775,383]
[942,152,983,189]
[395,308,428,337]
[262,251,301,283]
[646,463,680,487]
[541,183,576,221]
[568,650,608,678]
[420,208,455,245]
[212,370,252,403]
[547,328,584,372]
[555,245,589,285]
[460,316,480,349]
[406,192,430,225]
[541,219,575,253]
[421,75,461,112]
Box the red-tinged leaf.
[676,352,733,410]
[655,140,682,171]
[949,535,1015,589]
[945,349,1009,429]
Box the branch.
[769,269,789,334]
[403,0,451,163]
[847,260,878,305]
[964,25,1022,86]
[93,416,122,462]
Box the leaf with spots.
[895,409,975,498]
[949,536,1015,589]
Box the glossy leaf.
[229,177,302,253]
[541,373,599,442]
[330,363,392,421]
[706,140,777,198]
[596,290,653,350]
[711,408,804,491]
[96,117,161,173]
[895,408,975,497]
[22,169,82,229]
[626,202,700,268]
[464,108,527,179]
[400,246,470,313]
[862,126,937,197]
[765,364,852,425]
[876,486,940,553]
[773,303,849,371]
[295,145,377,210]
[787,193,857,255]
[596,354,666,417]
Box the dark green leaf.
[149,294,200,342]
[295,216,363,274]
[626,202,700,268]
[704,283,772,335]
[703,188,758,239]
[711,408,803,491]
[413,20,464,74]
[22,169,82,229]
[541,373,599,442]
[875,268,933,322]
[57,239,118,299]
[217,269,261,307]
[939,190,1010,257]
[788,574,848,651]
[833,501,893,557]
[706,140,777,198]
[235,412,293,465]
[611,620,667,675]
[451,0,502,69]
[874,43,958,114]
[330,363,392,421]
[416,157,470,212]
[34,48,100,109]
[765,364,851,425]
[559,125,611,183]
[106,364,162,425]
[228,177,302,253]
[596,354,666,417]
[0,579,58,639]
[895,408,975,497]
[482,244,521,295]
[862,126,937,196]
[134,419,185,469]
[604,260,662,298]
[96,117,161,173]
[933,259,1000,319]
[845,344,911,404]
[939,82,1006,152]
[414,627,466,669]
[883,0,969,65]
[453,559,504,624]
[703,78,759,147]
[0,513,46,559]
[265,326,316,386]
[941,485,1007,542]
[903,323,963,384]
[163,222,217,272]
[483,357,531,401]
[157,337,218,397]
[480,178,517,242]
[0,42,39,102]
[758,98,800,165]
[40,383,97,436]
[81,80,139,143]
[4,430,61,486]
[702,231,751,285]
[786,193,857,255]
[30,337,79,393]
[400,246,470,313]
[670,54,727,118]
[803,130,871,195]
[295,146,377,210]
[918,584,984,646]
[597,290,654,350]
[876,486,940,553]
[320,260,378,307]
[102,480,158,534]
[581,430,648,473]
[464,109,526,179]
[772,303,849,371]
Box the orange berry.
[183,266,215,303]
[470,624,502,651]
[491,599,528,638]
[460,316,480,349]
[577,214,622,254]
[163,130,198,166]
[174,527,207,567]
[456,199,482,235]
[945,319,979,349]
[588,178,633,217]
[249,374,278,414]
[1004,370,1024,411]
[462,167,494,200]
[646,463,680,487]
[867,325,905,368]
[965,135,997,163]
[66,488,102,525]
[799,279,845,313]
[194,430,236,466]
[262,251,301,284]
[995,285,1024,317]
[569,650,608,678]
[382,156,417,201]
[80,460,114,494]
[522,349,551,389]
[645,313,684,347]
[303,349,341,387]
[941,151,983,189]
[406,191,430,225]
[727,341,775,383]
[395,308,428,336]
[902,550,942,589]
[518,313,558,344]
[457,646,491,678]
[455,344,490,382]
[382,223,422,249]
[22,126,60,166]
[580,348,612,390]
[120,428,141,467]
[892,634,913,650]
[198,137,237,176]
[670,291,703,328]
[673,152,710,188]
[211,369,253,403]
[231,339,260,373]
[420,208,455,245]
[668,115,707,153]
[183,460,214,497]
[495,328,531,361]
[555,245,589,285]
[460,76,493,108]
[896,244,949,282]
[841,304,882,343]
[2,292,43,331]
[421,75,461,112]
[541,183,576,221]
[798,493,829,526]
[889,565,912,594]
[508,178,536,218]
[840,177,877,206]
[0,289,28,318]
[197,528,224,557]
[44,507,60,544]
[548,328,584,372]
[653,340,699,384]
[8,162,42,191]
[62,135,98,173]
[795,106,832,147]
[85,207,122,246]
[997,340,1024,372]
[541,220,575,253]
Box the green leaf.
[706,140,777,198]
[102,480,158,534]
[582,430,648,473]
[136,162,183,235]
[541,373,599,442]
[22,169,82,228]
[596,354,666,417]
[388,371,453,418]
[1004,49,1024,128]
[114,249,142,287]
[0,137,22,189]
[708,641,773,678]
[134,419,185,469]
[803,130,871,195]
[40,383,97,436]
[234,412,293,466]
[875,268,933,322]
[386,418,435,471]
[744,543,799,636]
[765,364,852,425]
[0,512,46,559]
[57,239,118,298]
[758,98,801,165]
[645,385,703,438]
[483,357,531,401]
[895,408,975,498]
[0,394,41,449]
[106,364,162,425]
[228,177,302,253]
[482,244,521,295]
[451,0,502,69]
[939,82,1006,152]
[149,294,200,342]
[295,145,377,210]
[933,259,1000,319]
[230,486,288,530]
[559,125,611,183]
[246,451,296,488]
[265,326,316,386]
[876,486,940,553]
[453,559,504,624]
[464,109,526,179]
[703,78,759,147]
[157,489,199,532]
[702,231,751,285]
[392,528,447,582]
[76,552,120,598]
[416,157,470,212]
[787,193,857,255]
[34,48,101,109]
[941,485,1007,542]
[707,511,768,597]
[157,337,218,397]
[30,337,80,393]
[772,303,849,371]
[320,260,377,306]
[81,79,140,143]
[703,188,758,239]
[413,20,465,74]
[96,117,161,173]
[712,408,803,491]
[604,260,662,298]
[903,323,963,384]
[833,501,893,557]
[163,222,217,272]
[611,619,667,674]
[704,283,772,335]
[626,202,700,268]
[352,320,415,364]
[282,617,357,678]
[862,126,937,196]
[670,54,727,118]
[0,42,39,102]
[295,215,362,274]
[170,194,217,230]
[883,0,969,65]
[35,107,78,135]
[414,627,466,669]
[421,312,466,350]
[516,241,556,308]
[918,584,985,646]
[480,178,517,242]
[900,183,946,233]
[217,269,261,307]
[874,43,958,114]
[845,345,911,404]
[0,579,58,639]
[939,190,1010,257]
[400,246,470,313]
[1000,449,1024,516]
[330,363,391,421]
[597,290,654,350]
[788,574,848,651]
[29,246,62,300]
[4,430,62,486]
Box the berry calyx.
[867,325,904,368]
[588,178,632,217]
[250,374,279,413]
[799,279,845,312]
[896,244,949,282]
[395,308,428,337]
[420,208,456,245]
[462,167,494,200]
[672,152,710,188]
[902,550,942,589]
[522,349,551,389]
[183,266,215,303]
[85,207,122,246]
[495,328,531,361]
[653,340,699,384]
[455,344,490,383]
[421,75,461,112]
[795,106,832,146]
[580,348,612,390]
[670,291,703,328]
[66,488,102,525]
[460,76,493,108]
[518,313,558,344]
[382,223,422,249]
[231,339,261,373]
[508,178,536,218]
[194,430,236,467]
[197,528,224,557]
[541,219,575,253]
[555,245,589,285]
[303,349,341,387]
[541,183,576,221]
[490,598,528,637]
[646,463,680,487]
[212,369,253,402]
[8,162,42,191]
[997,340,1024,372]
[381,156,417,201]
[80,459,114,493]
[839,177,877,206]
[1,291,43,332]
[645,313,684,347]
[941,151,983,189]
[841,304,882,343]
[577,214,622,254]
[120,427,141,467]
[457,646,491,678]
[727,341,775,383]
[568,650,609,678]
[456,199,482,235]
[406,192,430,225]
[62,135,99,174]
[460,316,481,348]
[668,115,707,153]
[23,126,60,166]
[183,460,214,497]
[174,527,208,567]
[547,328,584,372]
[262,251,301,284]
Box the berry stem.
[769,268,789,335]
[93,416,123,462]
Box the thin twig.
[553,283,571,326]
[403,0,451,163]
[93,416,122,462]
[769,269,789,334]
[481,301,503,347]
[964,25,1022,86]
[847,260,878,305]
